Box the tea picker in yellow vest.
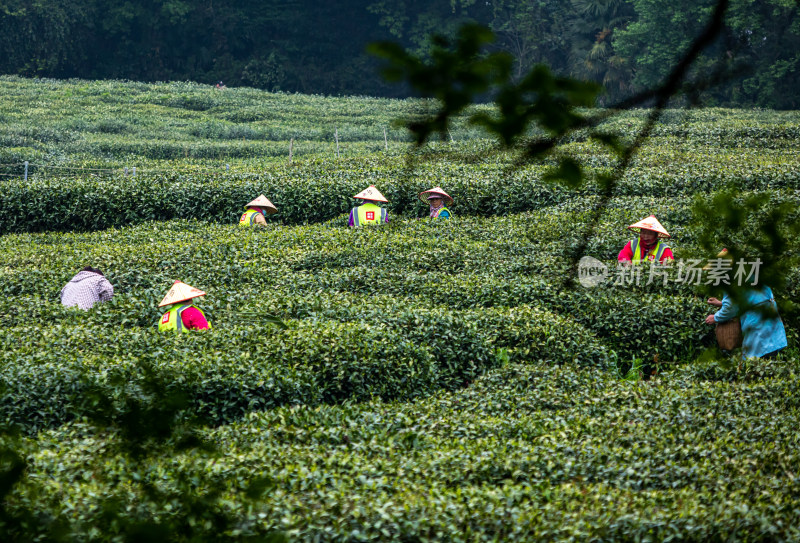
[349,185,389,227]
[239,195,278,227]
[158,280,211,332]
[419,186,453,219]
[618,215,674,264]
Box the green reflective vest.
[353,203,387,226]
[432,207,452,219]
[239,208,263,227]
[158,303,210,332]
[631,238,668,264]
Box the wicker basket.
[716,318,743,351]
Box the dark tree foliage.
[0,0,797,105]
[615,0,800,108]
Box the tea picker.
[703,249,787,359]
[349,185,389,227]
[618,215,674,264]
[419,186,453,219]
[60,266,114,310]
[240,194,278,227]
[158,280,211,332]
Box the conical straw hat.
[418,186,454,205]
[244,195,278,214]
[158,280,207,307]
[628,215,670,238]
[353,185,388,203]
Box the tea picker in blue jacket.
[704,250,788,359]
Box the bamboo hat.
[353,185,388,203]
[158,280,207,308]
[628,215,670,238]
[418,187,454,206]
[244,195,278,215]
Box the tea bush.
[0,317,493,433]
[5,362,800,541]
[2,157,798,233]
[4,188,795,436]
[2,78,799,234]
[1,78,799,541]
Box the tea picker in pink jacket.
[60,267,114,310]
[618,215,674,264]
[158,280,211,332]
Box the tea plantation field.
[1,78,799,541]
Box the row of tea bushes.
[0,290,628,434]
[2,144,798,233]
[262,273,711,363]
[0,312,494,433]
[0,282,623,434]
[5,78,798,151]
[2,193,796,433]
[3,78,799,164]
[6,360,800,541]
[0,157,564,232]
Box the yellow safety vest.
[239,208,263,227]
[353,203,387,226]
[631,238,668,264]
[158,303,210,332]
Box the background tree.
[485,0,572,79]
[615,0,800,108]
[0,0,797,105]
[0,0,97,77]
[565,0,635,102]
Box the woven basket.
[716,318,743,351]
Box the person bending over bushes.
[60,267,114,310]
[704,250,787,359]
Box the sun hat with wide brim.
[244,195,278,215]
[628,215,670,238]
[418,187,454,206]
[353,185,389,203]
[158,280,207,307]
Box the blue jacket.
[714,286,787,358]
